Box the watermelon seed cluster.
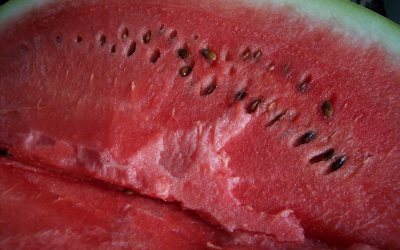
[52,22,346,173]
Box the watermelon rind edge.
[1,0,400,57]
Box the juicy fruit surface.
[0,159,259,250]
[1,0,400,248]
[0,159,376,250]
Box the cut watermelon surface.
[0,0,400,249]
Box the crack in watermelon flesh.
[1,0,400,248]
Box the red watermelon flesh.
[0,0,400,248]
[0,159,273,250]
[0,158,378,250]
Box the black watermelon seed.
[180,67,192,77]
[322,101,333,117]
[302,131,317,144]
[0,150,11,157]
[332,157,346,171]
[248,99,261,113]
[323,149,335,161]
[178,49,190,59]
[201,49,217,61]
[235,91,246,100]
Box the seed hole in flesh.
[331,156,346,171]
[0,149,11,157]
[323,149,335,161]
[225,49,233,62]
[110,44,116,54]
[294,131,317,147]
[242,47,251,59]
[229,66,236,75]
[254,50,262,60]
[322,101,333,117]
[150,48,161,63]
[194,35,198,40]
[127,41,136,57]
[121,27,129,40]
[55,35,61,44]
[178,49,190,59]
[235,91,246,101]
[143,31,151,43]
[247,99,261,113]
[302,131,317,144]
[123,188,135,195]
[266,111,287,127]
[202,49,217,61]
[76,35,83,43]
[297,75,312,92]
[99,34,106,45]
[180,66,192,77]
[309,149,335,164]
[170,30,177,39]
[283,63,291,72]
[158,23,165,31]
[19,44,30,52]
[202,85,217,96]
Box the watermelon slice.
[1,0,399,248]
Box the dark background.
[0,0,399,25]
